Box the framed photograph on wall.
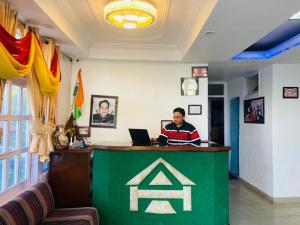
[192,66,208,78]
[181,77,199,96]
[244,97,265,124]
[89,95,118,128]
[188,105,202,115]
[78,126,91,137]
[283,87,298,99]
[161,120,172,131]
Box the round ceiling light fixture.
[104,0,157,29]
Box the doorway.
[208,98,224,145]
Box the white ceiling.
[7,0,300,80]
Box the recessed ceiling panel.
[233,19,300,60]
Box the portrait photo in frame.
[89,95,118,128]
[192,66,208,78]
[283,87,298,99]
[188,105,202,115]
[161,120,172,131]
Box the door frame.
[208,81,228,145]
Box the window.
[244,73,259,97]
[0,79,31,193]
[208,84,224,96]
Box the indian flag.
[73,69,84,120]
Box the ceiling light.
[104,0,157,29]
[290,11,300,20]
[123,23,136,29]
[113,15,123,22]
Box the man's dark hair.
[99,100,110,108]
[173,107,185,117]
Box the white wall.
[70,60,208,143]
[272,64,300,198]
[227,65,274,197]
[227,63,300,199]
[56,55,72,125]
[240,66,274,196]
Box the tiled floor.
[230,180,300,225]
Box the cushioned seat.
[40,207,99,225]
[0,183,99,225]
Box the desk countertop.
[93,142,231,152]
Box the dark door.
[209,98,224,145]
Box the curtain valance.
[0,24,61,96]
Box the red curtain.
[0,23,60,80]
[0,24,31,64]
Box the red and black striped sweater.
[157,121,201,146]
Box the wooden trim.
[53,144,230,153]
[52,148,92,154]
[93,142,231,152]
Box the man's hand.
[150,137,157,142]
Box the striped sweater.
[158,121,201,147]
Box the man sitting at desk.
[154,107,201,146]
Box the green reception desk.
[92,142,231,225]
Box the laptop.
[129,128,156,146]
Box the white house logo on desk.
[126,157,196,214]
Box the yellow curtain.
[41,39,57,160]
[0,0,17,137]
[0,1,62,162]
[27,67,46,161]
[0,0,17,34]
[26,32,60,162]
[0,34,60,96]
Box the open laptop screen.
[129,128,151,146]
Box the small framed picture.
[181,77,199,96]
[192,66,208,78]
[244,97,264,124]
[283,87,298,99]
[188,105,202,115]
[161,120,172,130]
[89,95,118,128]
[78,126,91,137]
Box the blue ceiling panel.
[232,19,300,60]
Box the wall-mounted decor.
[89,95,118,128]
[78,126,91,137]
[188,105,202,115]
[161,120,172,131]
[192,66,208,78]
[244,97,264,124]
[181,77,199,96]
[283,87,298,99]
[243,73,259,98]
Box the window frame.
[0,79,32,193]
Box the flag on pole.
[73,69,84,120]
